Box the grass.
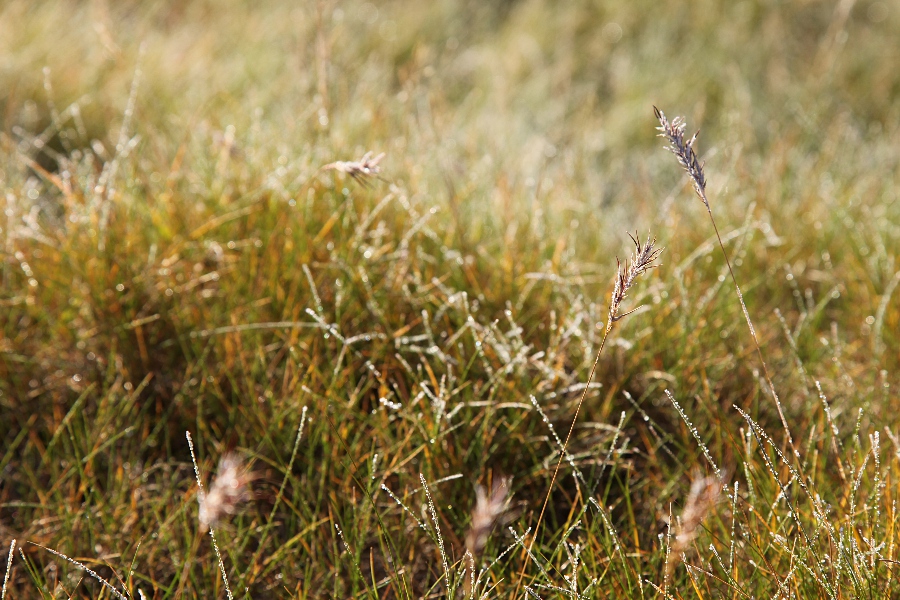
[1,0,899,597]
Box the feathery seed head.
[322,151,385,187]
[668,470,722,575]
[654,107,708,206]
[198,453,254,531]
[465,477,512,558]
[609,232,663,324]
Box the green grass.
[2,0,899,597]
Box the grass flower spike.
[654,106,798,457]
[465,477,512,558]
[668,472,722,576]
[610,233,664,323]
[654,107,708,206]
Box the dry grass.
[1,1,899,598]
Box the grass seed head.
[465,477,512,558]
[668,471,722,575]
[654,107,708,205]
[609,232,663,324]
[322,151,385,187]
[198,453,254,531]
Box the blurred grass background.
[1,0,899,597]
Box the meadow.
[1,0,899,597]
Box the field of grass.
[2,0,899,597]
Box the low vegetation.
[1,1,899,598]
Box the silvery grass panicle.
[654,107,708,208]
[667,471,722,577]
[464,478,512,596]
[186,433,257,600]
[465,477,512,558]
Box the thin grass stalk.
[2,539,15,600]
[320,411,412,600]
[333,523,370,594]
[734,408,838,598]
[420,473,451,586]
[30,543,128,600]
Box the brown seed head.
[609,232,663,324]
